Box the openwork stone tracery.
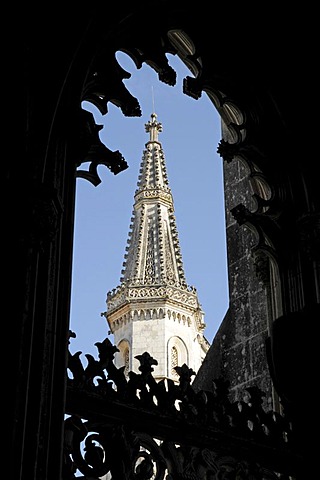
[65,335,300,479]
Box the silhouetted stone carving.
[65,334,301,479]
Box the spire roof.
[119,112,187,287]
[106,113,205,333]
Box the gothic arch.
[72,19,286,315]
[41,5,315,329]
[167,336,189,379]
[66,10,313,418]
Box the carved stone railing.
[64,335,301,479]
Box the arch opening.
[69,50,229,361]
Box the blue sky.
[69,52,229,357]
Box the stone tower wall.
[113,310,205,380]
[194,124,274,410]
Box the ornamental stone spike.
[145,112,163,142]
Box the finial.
[145,112,163,142]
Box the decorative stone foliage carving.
[65,335,300,479]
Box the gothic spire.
[105,113,208,375]
[118,112,187,288]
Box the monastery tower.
[105,113,210,382]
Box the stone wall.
[193,127,274,411]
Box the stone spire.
[119,112,187,288]
[105,113,209,381]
